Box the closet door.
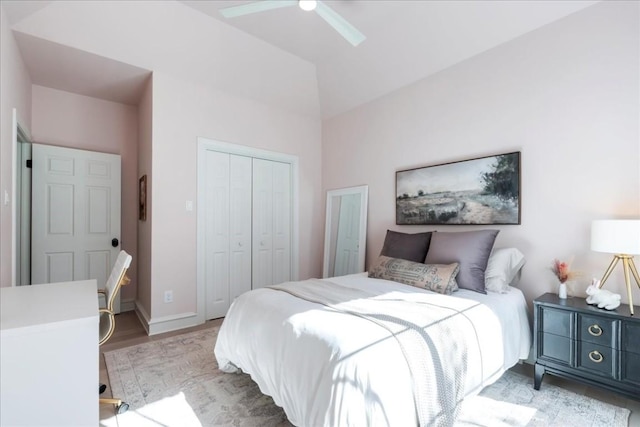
[252,159,291,289]
[229,155,252,300]
[204,150,230,320]
[203,152,252,319]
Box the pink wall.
[9,1,322,327]
[136,77,153,317]
[149,71,322,319]
[323,1,640,306]
[0,4,32,287]
[30,85,139,302]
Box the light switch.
[4,190,9,206]
[186,200,193,211]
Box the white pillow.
[485,248,526,293]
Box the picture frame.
[396,152,521,225]
[139,175,147,221]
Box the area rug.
[103,327,630,427]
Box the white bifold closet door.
[252,158,291,289]
[203,152,291,320]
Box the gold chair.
[98,250,132,414]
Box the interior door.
[203,151,252,320]
[252,158,291,289]
[203,150,230,319]
[31,144,121,310]
[229,155,252,300]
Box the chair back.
[104,250,132,312]
[100,250,132,346]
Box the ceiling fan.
[219,0,366,47]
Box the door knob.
[112,238,119,247]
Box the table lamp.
[591,220,640,315]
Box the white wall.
[30,85,139,302]
[0,4,32,287]
[323,1,640,307]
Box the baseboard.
[134,301,151,335]
[134,301,201,336]
[120,298,136,313]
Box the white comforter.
[214,273,532,427]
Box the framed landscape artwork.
[396,152,521,225]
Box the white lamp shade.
[591,220,640,255]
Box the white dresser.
[1,280,98,426]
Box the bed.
[214,270,532,426]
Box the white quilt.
[214,273,532,427]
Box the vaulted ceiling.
[3,0,598,118]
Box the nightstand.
[533,293,640,400]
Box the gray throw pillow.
[369,255,460,295]
[424,230,499,294]
[380,230,433,263]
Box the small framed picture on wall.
[139,175,147,221]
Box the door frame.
[196,137,299,323]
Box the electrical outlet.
[164,290,173,303]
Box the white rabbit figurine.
[585,279,621,310]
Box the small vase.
[558,282,567,299]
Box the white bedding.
[214,273,532,426]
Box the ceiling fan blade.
[315,1,366,47]
[220,1,297,19]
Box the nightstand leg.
[534,363,545,390]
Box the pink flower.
[551,259,577,283]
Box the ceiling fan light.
[299,0,317,12]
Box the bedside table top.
[534,292,639,319]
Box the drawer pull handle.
[588,350,604,363]
[588,324,603,337]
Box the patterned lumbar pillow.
[369,255,460,295]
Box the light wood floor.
[99,311,640,426]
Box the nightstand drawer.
[539,332,571,363]
[622,351,640,386]
[578,314,615,347]
[577,342,615,378]
[623,322,640,355]
[541,307,571,338]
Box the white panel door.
[334,194,361,276]
[204,151,231,320]
[203,152,252,319]
[229,155,252,300]
[271,161,291,285]
[197,137,298,322]
[252,159,291,289]
[252,159,273,289]
[31,144,121,309]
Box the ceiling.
[3,0,598,118]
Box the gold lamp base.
[598,254,640,315]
